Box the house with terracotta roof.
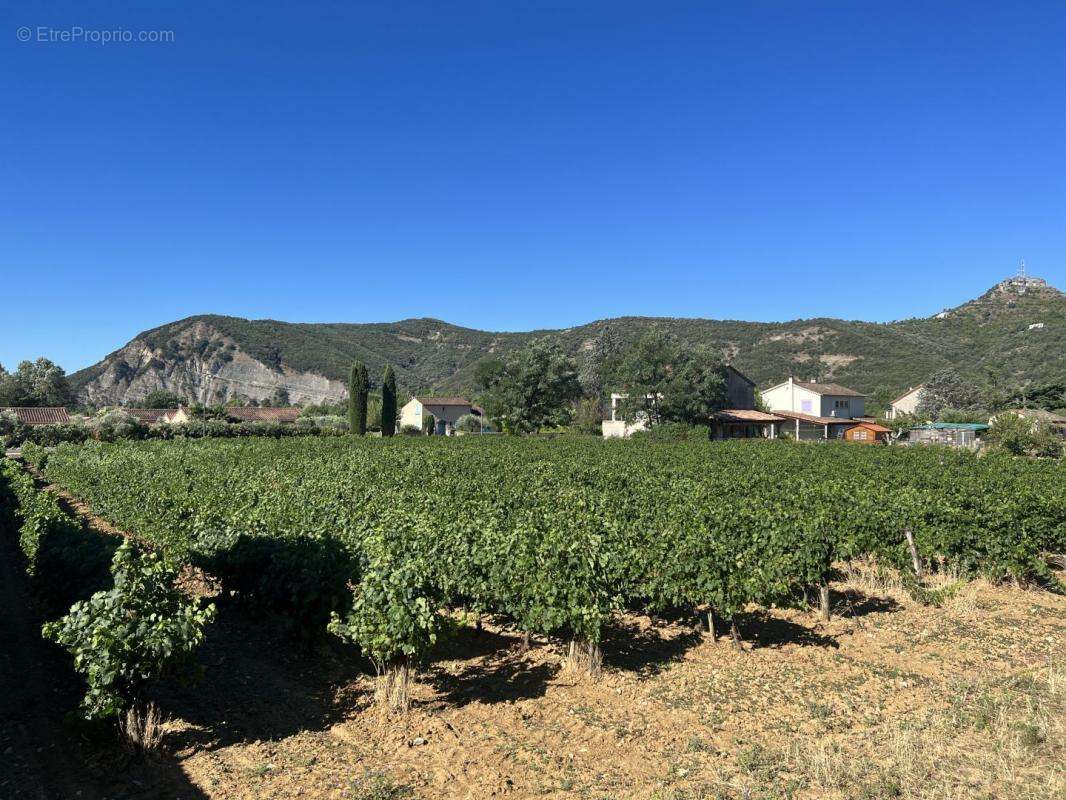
[400,397,479,435]
[161,406,301,425]
[126,408,179,425]
[0,407,71,425]
[223,407,301,424]
[761,377,866,421]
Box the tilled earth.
[171,576,1062,799]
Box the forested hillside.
[70,277,1064,406]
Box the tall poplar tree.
[381,365,397,437]
[348,362,369,435]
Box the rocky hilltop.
[75,319,348,407]
[71,276,1064,407]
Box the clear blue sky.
[2,1,1064,373]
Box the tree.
[1010,382,1065,412]
[915,369,981,419]
[349,362,369,435]
[455,413,483,434]
[268,387,291,408]
[612,327,682,425]
[132,389,185,409]
[578,325,622,401]
[481,339,582,433]
[473,358,505,392]
[571,396,603,435]
[42,542,215,748]
[658,347,729,426]
[610,331,729,428]
[381,365,397,437]
[366,395,383,432]
[0,358,73,408]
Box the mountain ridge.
[70,277,1065,408]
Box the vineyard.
[21,437,1065,707]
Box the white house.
[887,385,924,420]
[761,377,865,419]
[399,397,478,435]
[602,393,651,438]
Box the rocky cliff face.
[77,320,347,407]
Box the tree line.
[467,325,735,434]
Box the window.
[801,399,813,412]
[854,430,867,440]
[835,399,850,409]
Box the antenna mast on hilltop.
[1015,259,1029,293]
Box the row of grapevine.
[35,437,1066,707]
[0,459,117,610]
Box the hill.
[70,276,1065,408]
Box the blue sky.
[2,1,1064,373]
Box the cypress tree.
[348,362,368,435]
[381,365,397,437]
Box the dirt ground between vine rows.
[137,569,1059,800]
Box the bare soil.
[163,576,1061,800]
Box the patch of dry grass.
[716,657,1065,800]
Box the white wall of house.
[602,419,648,438]
[762,378,863,418]
[399,398,424,431]
[762,381,822,415]
[400,398,474,434]
[888,386,923,419]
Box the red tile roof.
[773,410,858,425]
[224,407,301,423]
[0,407,70,425]
[415,397,473,407]
[127,408,178,424]
[792,381,865,397]
[715,409,786,423]
[848,422,892,433]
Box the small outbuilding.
[907,422,989,449]
[843,421,891,444]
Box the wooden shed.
[844,421,891,444]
